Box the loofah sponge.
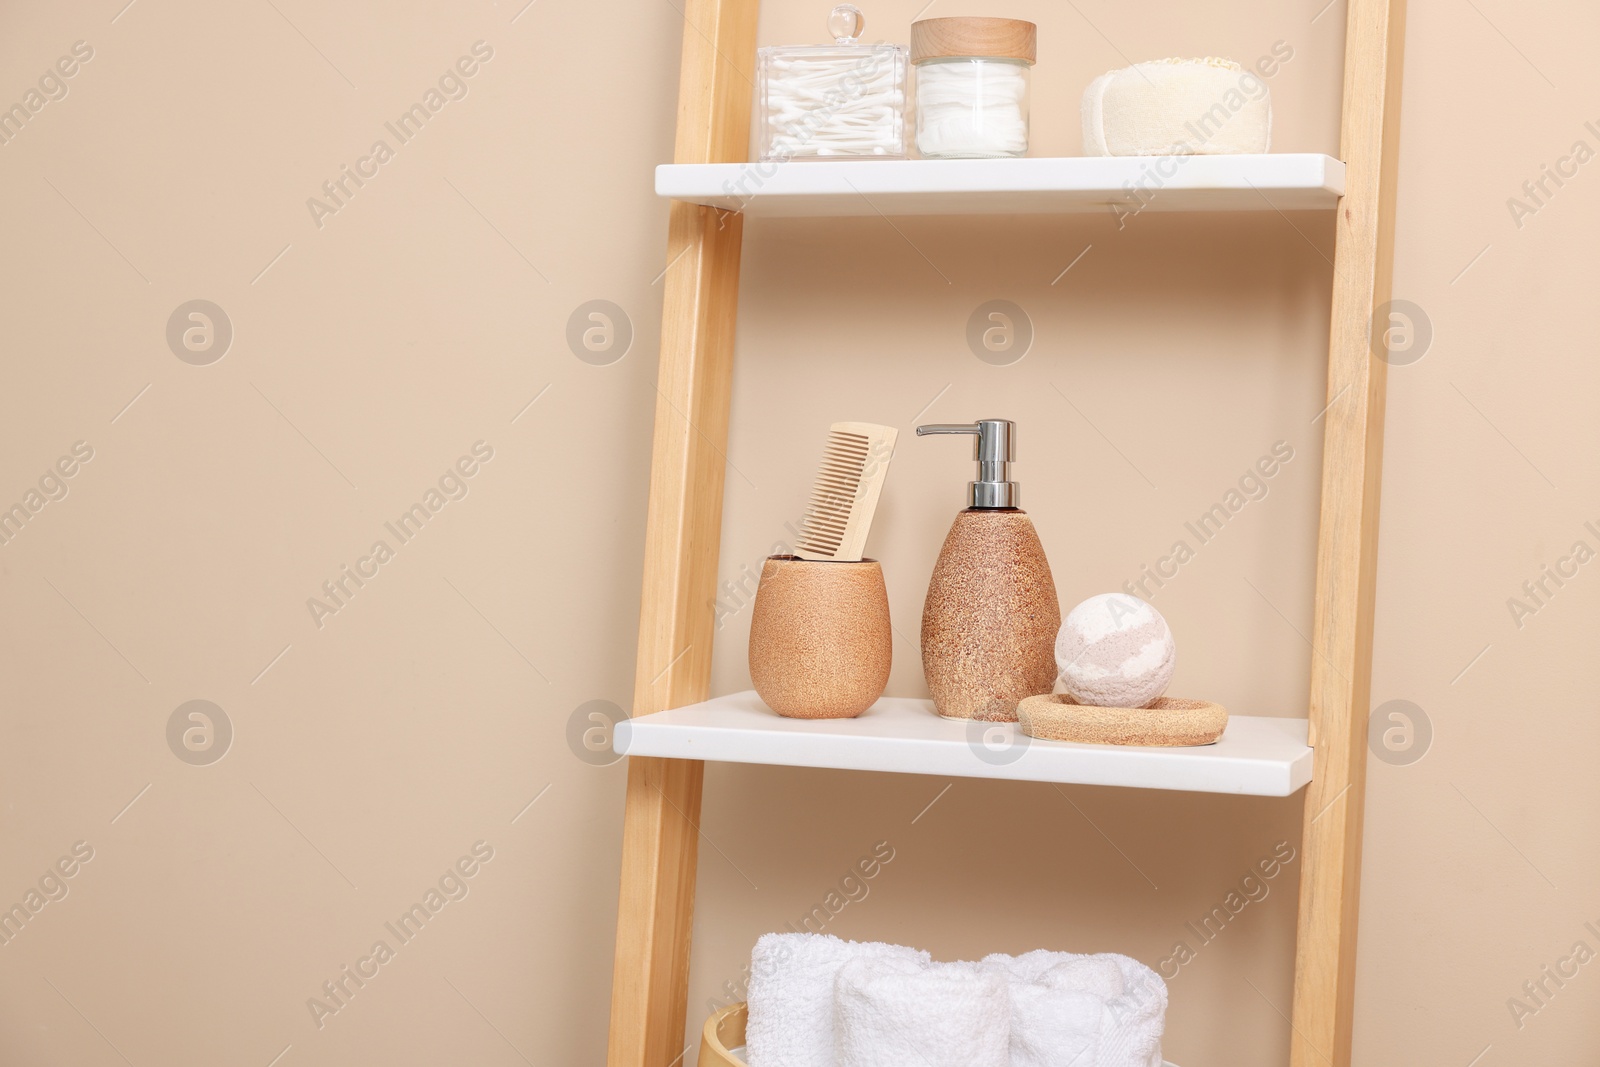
[1054,593,1175,708]
[1082,57,1272,156]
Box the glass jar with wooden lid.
[911,16,1036,158]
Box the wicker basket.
[699,1002,1179,1066]
[699,1003,748,1065]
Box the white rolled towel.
[834,956,1010,1067]
[1082,57,1271,156]
[745,933,929,1067]
[984,950,1167,1067]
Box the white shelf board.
[615,691,1312,797]
[657,154,1343,218]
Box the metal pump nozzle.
[915,419,1019,509]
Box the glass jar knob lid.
[828,3,865,44]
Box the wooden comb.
[795,422,899,562]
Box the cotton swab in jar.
[757,6,908,160]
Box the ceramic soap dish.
[1017,694,1228,747]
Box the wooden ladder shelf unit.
[607,1,1405,1064]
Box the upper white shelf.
[656,154,1344,218]
[615,690,1312,797]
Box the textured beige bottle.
[921,508,1060,721]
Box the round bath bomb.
[1054,593,1176,708]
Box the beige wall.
[0,0,1592,1064]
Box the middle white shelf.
[616,691,1313,797]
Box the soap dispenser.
[917,420,1060,721]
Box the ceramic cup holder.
[747,555,892,719]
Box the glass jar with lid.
[756,5,909,162]
[911,17,1036,159]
